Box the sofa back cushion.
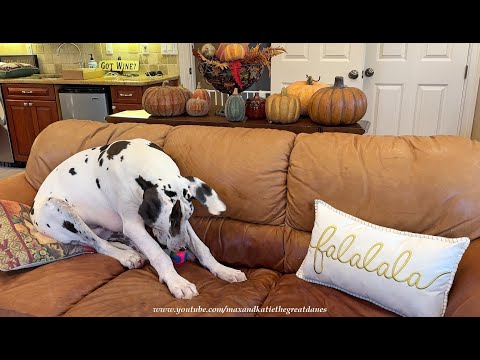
[163,126,295,225]
[287,133,480,238]
[25,120,173,189]
[284,133,480,272]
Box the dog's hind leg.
[32,198,144,269]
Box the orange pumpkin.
[224,43,246,61]
[192,82,211,106]
[265,87,301,124]
[286,75,329,116]
[186,98,209,116]
[215,43,248,62]
[178,85,193,102]
[215,43,228,62]
[308,76,367,125]
[142,82,187,117]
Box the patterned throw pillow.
[0,200,95,271]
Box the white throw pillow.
[296,200,470,317]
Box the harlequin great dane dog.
[30,138,247,299]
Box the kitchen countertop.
[0,74,179,86]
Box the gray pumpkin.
[225,88,246,122]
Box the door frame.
[459,43,480,137]
[179,43,480,138]
[178,43,196,92]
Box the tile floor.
[0,166,24,180]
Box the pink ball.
[171,250,188,264]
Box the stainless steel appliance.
[59,86,110,122]
[0,87,14,163]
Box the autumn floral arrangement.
[192,43,286,95]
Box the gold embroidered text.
[310,225,450,290]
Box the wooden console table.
[106,105,370,135]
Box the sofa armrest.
[445,239,480,316]
[0,172,37,206]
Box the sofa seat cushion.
[259,274,396,317]
[64,262,281,317]
[0,254,126,316]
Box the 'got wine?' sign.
[98,60,139,72]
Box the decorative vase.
[245,92,266,120]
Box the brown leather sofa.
[1,120,479,317]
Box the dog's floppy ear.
[183,176,226,215]
[138,187,162,226]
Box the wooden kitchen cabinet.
[110,80,178,114]
[4,100,37,161]
[112,103,144,113]
[3,83,59,162]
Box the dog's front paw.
[118,250,145,269]
[165,274,199,299]
[212,264,247,283]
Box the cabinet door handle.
[28,103,33,107]
[21,90,33,94]
[119,93,133,97]
[23,102,28,106]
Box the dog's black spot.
[183,189,188,198]
[91,147,96,150]
[85,158,88,163]
[148,142,164,152]
[62,220,78,233]
[107,141,130,160]
[30,200,35,215]
[47,224,50,228]
[57,208,60,212]
[177,175,180,178]
[35,221,38,226]
[138,187,162,226]
[120,156,124,162]
[48,197,52,201]
[163,185,166,190]
[69,168,77,176]
[135,175,157,191]
[99,158,103,167]
[185,176,195,182]
[169,200,182,237]
[164,190,177,198]
[65,198,68,202]
[98,144,109,162]
[96,178,101,189]
[171,199,174,203]
[107,167,109,171]
[194,183,213,205]
[168,184,171,189]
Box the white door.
[363,43,469,135]
[271,43,366,92]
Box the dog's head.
[138,176,226,252]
